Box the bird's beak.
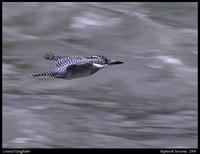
[108,60,124,65]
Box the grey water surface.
[2,2,197,148]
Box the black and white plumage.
[32,53,123,80]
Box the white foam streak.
[155,55,183,65]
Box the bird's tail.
[44,53,62,61]
[32,70,57,77]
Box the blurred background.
[2,2,197,148]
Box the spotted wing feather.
[56,56,86,67]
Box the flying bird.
[32,53,123,80]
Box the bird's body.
[32,53,123,80]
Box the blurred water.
[2,2,197,148]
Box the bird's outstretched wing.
[56,56,86,67]
[44,53,86,67]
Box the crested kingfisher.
[32,53,123,80]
